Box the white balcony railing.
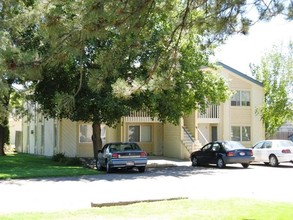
[124,111,160,123]
[198,105,219,119]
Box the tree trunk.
[92,122,102,159]
[0,79,13,156]
[0,120,9,156]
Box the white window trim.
[231,125,251,142]
[231,90,251,107]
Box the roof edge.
[216,62,263,87]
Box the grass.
[0,153,99,179]
[1,198,293,220]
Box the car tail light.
[282,149,291,153]
[140,152,147,157]
[248,150,253,156]
[112,153,119,158]
[226,151,234,156]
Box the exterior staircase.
[182,126,201,153]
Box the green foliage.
[52,153,83,166]
[1,1,292,155]
[52,152,66,163]
[65,157,83,166]
[252,42,293,137]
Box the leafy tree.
[1,0,293,156]
[0,0,37,156]
[252,42,293,138]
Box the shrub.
[65,157,82,166]
[52,153,66,163]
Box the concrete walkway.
[147,156,191,168]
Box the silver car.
[96,142,148,173]
[252,140,293,166]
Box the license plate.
[126,161,134,166]
[239,152,245,156]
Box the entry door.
[211,126,218,142]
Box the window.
[128,125,152,142]
[79,124,92,143]
[231,126,251,141]
[202,143,212,151]
[231,126,240,141]
[231,91,250,106]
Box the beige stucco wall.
[250,84,265,144]
[183,111,196,137]
[43,119,55,156]
[219,66,265,146]
[8,117,22,147]
[59,119,77,157]
[152,123,163,155]
[106,126,121,143]
[163,119,186,159]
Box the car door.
[209,143,221,164]
[196,143,212,164]
[262,141,273,162]
[252,141,265,162]
[97,145,108,166]
[198,143,213,164]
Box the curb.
[91,197,188,208]
[146,163,177,168]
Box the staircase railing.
[182,126,195,143]
[196,126,208,144]
[182,126,195,153]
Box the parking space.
[0,162,293,213]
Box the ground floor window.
[231,126,251,141]
[79,124,106,143]
[128,125,152,142]
[79,124,92,143]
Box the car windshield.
[222,141,245,150]
[275,140,293,148]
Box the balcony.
[124,111,160,123]
[197,105,220,123]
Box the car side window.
[254,142,264,149]
[101,145,107,153]
[110,145,118,152]
[264,141,272,149]
[212,143,220,151]
[202,144,212,152]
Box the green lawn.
[1,198,293,220]
[0,153,99,179]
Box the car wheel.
[138,166,146,173]
[96,160,104,171]
[191,156,200,166]
[216,158,225,168]
[241,163,249,168]
[269,155,279,167]
[106,161,112,173]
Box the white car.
[252,140,293,166]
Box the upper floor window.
[231,91,250,106]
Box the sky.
[213,15,293,76]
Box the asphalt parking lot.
[1,161,293,213]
